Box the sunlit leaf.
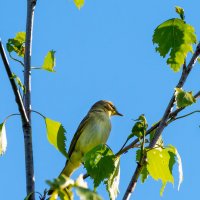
[45,118,68,158]
[175,6,185,20]
[105,157,120,200]
[76,187,102,200]
[153,18,196,72]
[74,0,84,9]
[6,32,26,57]
[0,122,7,155]
[146,148,174,195]
[83,144,115,188]
[42,50,56,72]
[175,88,196,108]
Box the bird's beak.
[115,110,123,116]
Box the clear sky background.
[1,0,200,199]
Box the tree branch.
[23,0,37,199]
[122,42,200,200]
[116,89,200,157]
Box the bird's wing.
[68,113,91,158]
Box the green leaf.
[197,57,200,64]
[175,88,196,108]
[6,32,26,57]
[136,149,149,183]
[45,118,68,158]
[76,187,102,200]
[0,122,7,155]
[105,157,120,200]
[74,0,84,9]
[146,148,174,196]
[42,50,56,72]
[129,114,148,139]
[83,144,115,188]
[175,6,185,20]
[153,18,197,72]
[11,73,26,93]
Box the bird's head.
[90,100,123,117]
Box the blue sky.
[1,0,200,199]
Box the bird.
[60,100,123,177]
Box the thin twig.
[122,42,200,200]
[0,40,29,124]
[168,110,200,123]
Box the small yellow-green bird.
[60,100,122,177]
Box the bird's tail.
[48,160,81,195]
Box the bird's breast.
[75,113,111,154]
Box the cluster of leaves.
[122,114,183,196]
[6,32,56,72]
[45,144,120,200]
[153,6,197,72]
[46,174,102,200]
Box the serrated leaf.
[0,122,7,155]
[76,187,102,200]
[45,118,68,158]
[42,50,56,72]
[153,18,197,72]
[83,144,115,188]
[74,0,84,9]
[167,145,183,190]
[130,114,148,139]
[175,6,185,20]
[6,32,26,57]
[146,148,174,196]
[11,73,26,93]
[175,88,196,108]
[105,157,120,200]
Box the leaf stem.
[168,110,200,123]
[3,113,20,123]
[9,52,24,67]
[31,110,45,118]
